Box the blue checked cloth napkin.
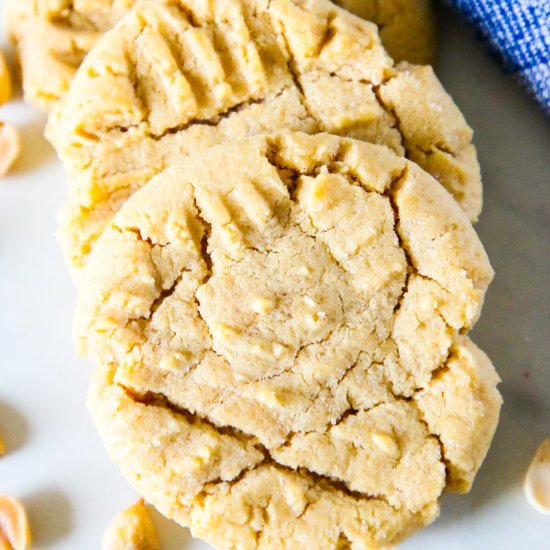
[448,0,549,113]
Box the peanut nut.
[525,437,550,514]
[0,122,20,178]
[0,51,11,105]
[0,495,31,550]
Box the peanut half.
[0,50,11,106]
[525,437,550,514]
[0,122,20,178]
[0,495,31,550]
[102,499,159,550]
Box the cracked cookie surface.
[6,0,435,111]
[78,133,501,549]
[50,0,480,276]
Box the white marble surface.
[0,5,549,549]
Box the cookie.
[77,133,501,549]
[51,0,479,275]
[4,0,133,112]
[5,0,435,111]
[333,0,436,65]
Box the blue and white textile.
[449,0,549,113]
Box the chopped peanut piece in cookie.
[0,495,31,550]
[0,123,20,178]
[102,499,159,550]
[0,51,11,105]
[525,438,550,515]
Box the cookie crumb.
[102,499,159,550]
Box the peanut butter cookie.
[4,0,133,111]
[51,0,479,276]
[79,133,501,549]
[5,0,435,111]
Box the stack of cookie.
[7,0,502,548]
